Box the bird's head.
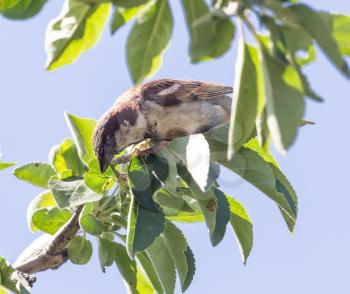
[93,96,143,173]
[93,113,119,174]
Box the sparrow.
[93,79,233,173]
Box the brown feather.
[140,79,233,106]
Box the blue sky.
[1,1,350,293]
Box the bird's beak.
[98,156,110,174]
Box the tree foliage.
[1,0,350,293]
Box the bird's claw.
[135,140,170,158]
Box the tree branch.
[14,205,84,274]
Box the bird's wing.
[140,79,233,106]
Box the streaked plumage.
[93,79,233,172]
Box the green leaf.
[261,16,322,102]
[163,222,196,292]
[49,138,86,177]
[126,197,165,258]
[98,238,115,272]
[80,214,103,236]
[27,190,57,232]
[45,0,111,70]
[181,0,234,62]
[0,257,17,293]
[67,236,93,265]
[32,207,72,235]
[146,237,176,294]
[245,138,298,231]
[136,252,164,294]
[111,0,151,34]
[114,243,138,289]
[48,179,82,208]
[280,24,316,66]
[184,135,213,192]
[182,246,195,292]
[153,188,186,213]
[228,42,263,157]
[134,267,155,294]
[226,197,253,264]
[0,0,19,12]
[206,128,297,231]
[127,0,173,83]
[153,149,177,191]
[211,188,230,246]
[128,156,160,210]
[1,0,47,20]
[163,222,187,289]
[178,166,230,246]
[48,179,102,208]
[167,211,204,223]
[13,162,56,188]
[0,257,31,293]
[288,4,349,77]
[69,181,103,207]
[167,135,218,192]
[0,162,15,172]
[64,113,97,165]
[84,159,115,194]
[320,13,350,57]
[259,46,305,154]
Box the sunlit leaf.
[45,0,111,70]
[228,41,263,158]
[26,190,56,232]
[0,0,19,12]
[167,135,218,192]
[49,138,86,176]
[137,252,164,293]
[84,159,115,194]
[1,0,47,20]
[13,162,56,188]
[64,113,96,165]
[32,207,72,235]
[167,211,204,223]
[226,197,253,264]
[127,0,173,83]
[320,13,350,57]
[0,162,15,172]
[111,0,151,34]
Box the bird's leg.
[135,140,170,157]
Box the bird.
[93,79,233,173]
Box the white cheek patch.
[158,84,181,96]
